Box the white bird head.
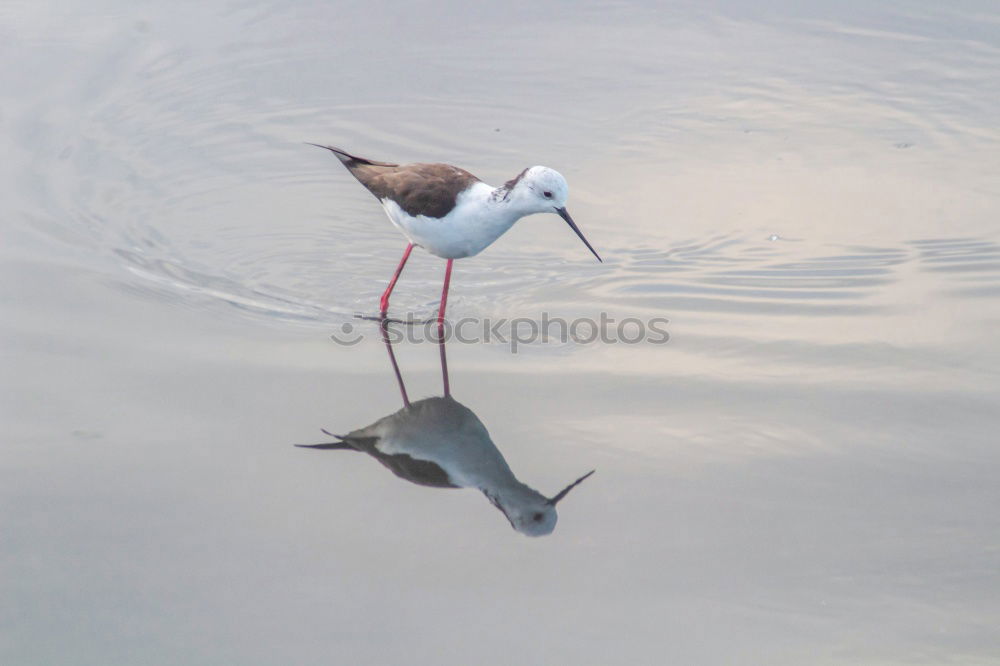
[486,469,596,537]
[507,166,602,262]
[518,166,570,209]
[488,488,559,537]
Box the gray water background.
[2,1,999,663]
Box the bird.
[308,145,602,321]
[295,322,594,536]
[296,398,594,536]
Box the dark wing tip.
[305,143,398,167]
[294,442,356,450]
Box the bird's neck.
[482,478,545,511]
[486,182,537,222]
[489,181,521,210]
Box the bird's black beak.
[555,207,602,262]
[547,470,596,506]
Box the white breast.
[380,182,519,259]
[369,400,514,490]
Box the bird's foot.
[355,312,390,322]
[354,312,434,325]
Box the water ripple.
[9,0,999,343]
[910,237,1000,296]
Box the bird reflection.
[297,322,593,537]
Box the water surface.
[2,1,999,664]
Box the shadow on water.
[294,320,594,537]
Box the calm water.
[3,1,1000,663]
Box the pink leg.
[438,331,451,398]
[380,243,414,315]
[379,320,410,408]
[437,259,454,396]
[437,259,454,323]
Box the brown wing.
[297,433,458,489]
[363,163,481,218]
[310,144,480,219]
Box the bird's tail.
[305,144,398,168]
[293,428,360,451]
